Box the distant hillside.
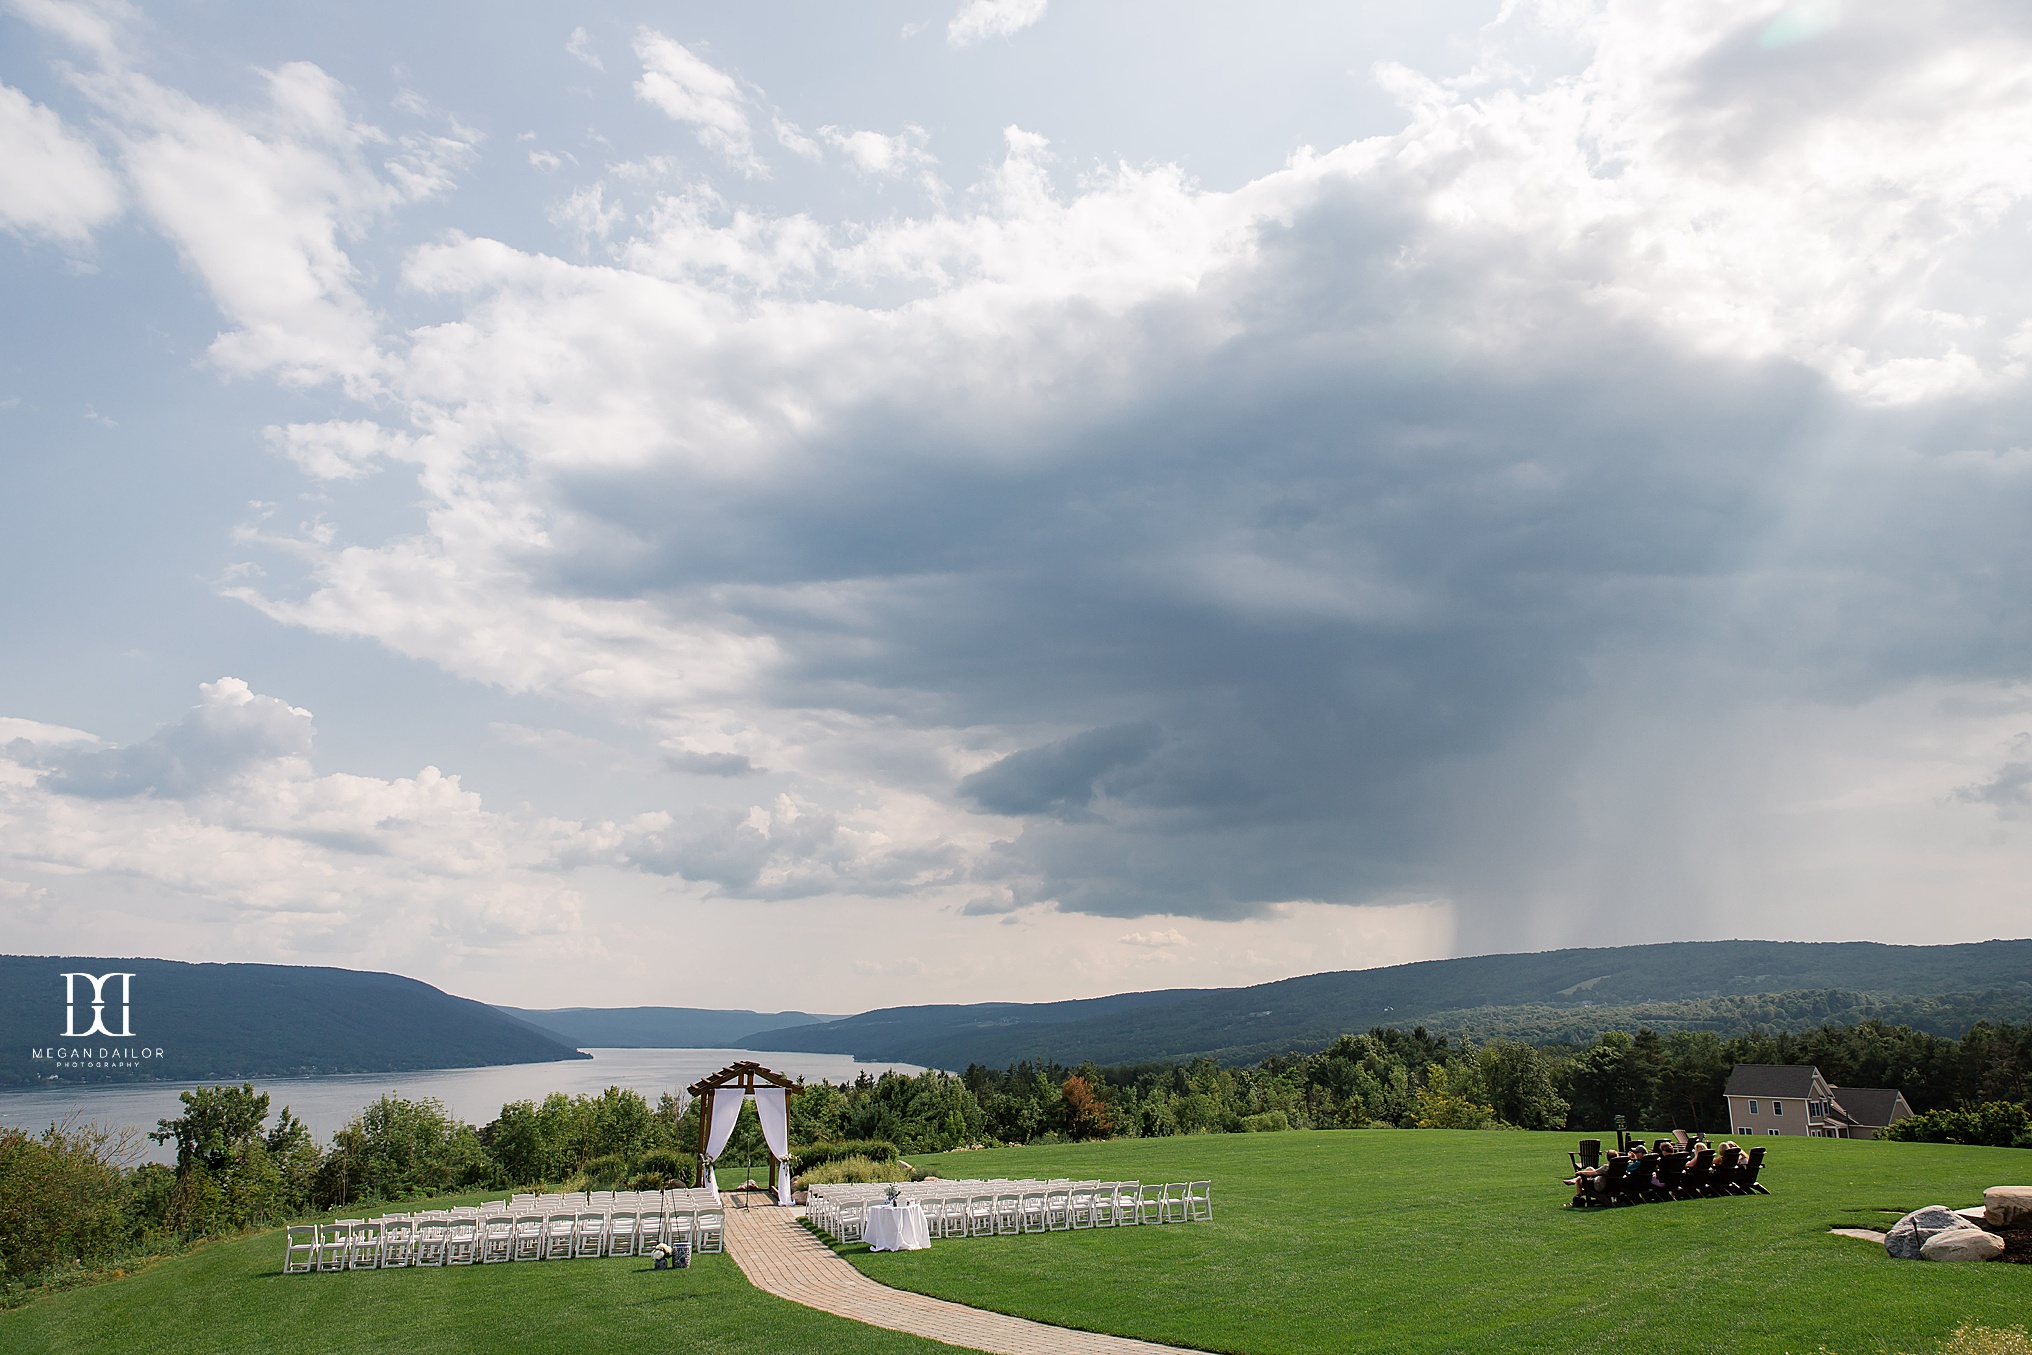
[740,939,2032,1068]
[497,1005,844,1048]
[0,955,588,1089]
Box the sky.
[3,0,2031,1013]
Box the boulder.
[1984,1187,2032,1229]
[1921,1228,2005,1263]
[1885,1206,1976,1260]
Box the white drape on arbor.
[754,1087,789,1159]
[704,1090,745,1161]
[755,1087,791,1205]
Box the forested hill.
[740,938,2032,1069]
[497,1005,845,1048]
[0,955,588,1088]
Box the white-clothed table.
[862,1202,931,1252]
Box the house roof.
[1724,1064,1823,1098]
[1831,1087,1910,1126]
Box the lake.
[0,1048,926,1165]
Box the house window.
[1773,1101,1784,1115]
[1749,1100,1758,1114]
[1737,1127,1751,1135]
[1767,1129,1779,1135]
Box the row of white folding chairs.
[284,1206,725,1273]
[804,1178,1051,1238]
[510,1189,718,1211]
[829,1181,1210,1243]
[808,1180,1212,1243]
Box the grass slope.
[849,1132,2030,1355]
[0,1206,954,1355]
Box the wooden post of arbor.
[686,1060,805,1198]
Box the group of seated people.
[1564,1133,1769,1206]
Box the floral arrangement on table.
[885,1184,902,1202]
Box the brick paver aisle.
[721,1202,1200,1355]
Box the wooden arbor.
[688,1060,804,1198]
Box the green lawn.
[8,1133,2026,1355]
[0,1210,955,1355]
[846,1131,2031,1355]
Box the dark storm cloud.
[958,722,1162,817]
[212,0,2032,938]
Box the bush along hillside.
[10,1012,2032,1306]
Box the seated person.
[1565,1150,1623,1191]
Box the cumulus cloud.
[263,419,413,479]
[632,32,764,176]
[0,679,595,965]
[0,82,121,242]
[189,0,2032,953]
[947,0,1047,48]
[819,123,933,178]
[41,678,313,798]
[15,7,478,393]
[16,0,2032,995]
[1120,927,1186,947]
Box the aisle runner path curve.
[722,1201,1201,1355]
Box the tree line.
[7,1014,2032,1302]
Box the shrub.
[1240,1111,1291,1133]
[791,1140,898,1175]
[1877,1101,2032,1148]
[796,1155,913,1187]
[0,1115,137,1282]
[581,1153,631,1188]
[633,1148,695,1187]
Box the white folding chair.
[510,1213,545,1261]
[445,1217,479,1265]
[480,1215,514,1262]
[1045,1188,1072,1231]
[318,1221,353,1272]
[414,1216,450,1266]
[349,1218,385,1269]
[607,1210,640,1257]
[380,1215,415,1267]
[1186,1180,1213,1222]
[1137,1184,1164,1225]
[573,1211,606,1258]
[694,1208,724,1254]
[283,1223,319,1273]
[1160,1183,1186,1223]
[543,1210,577,1260]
